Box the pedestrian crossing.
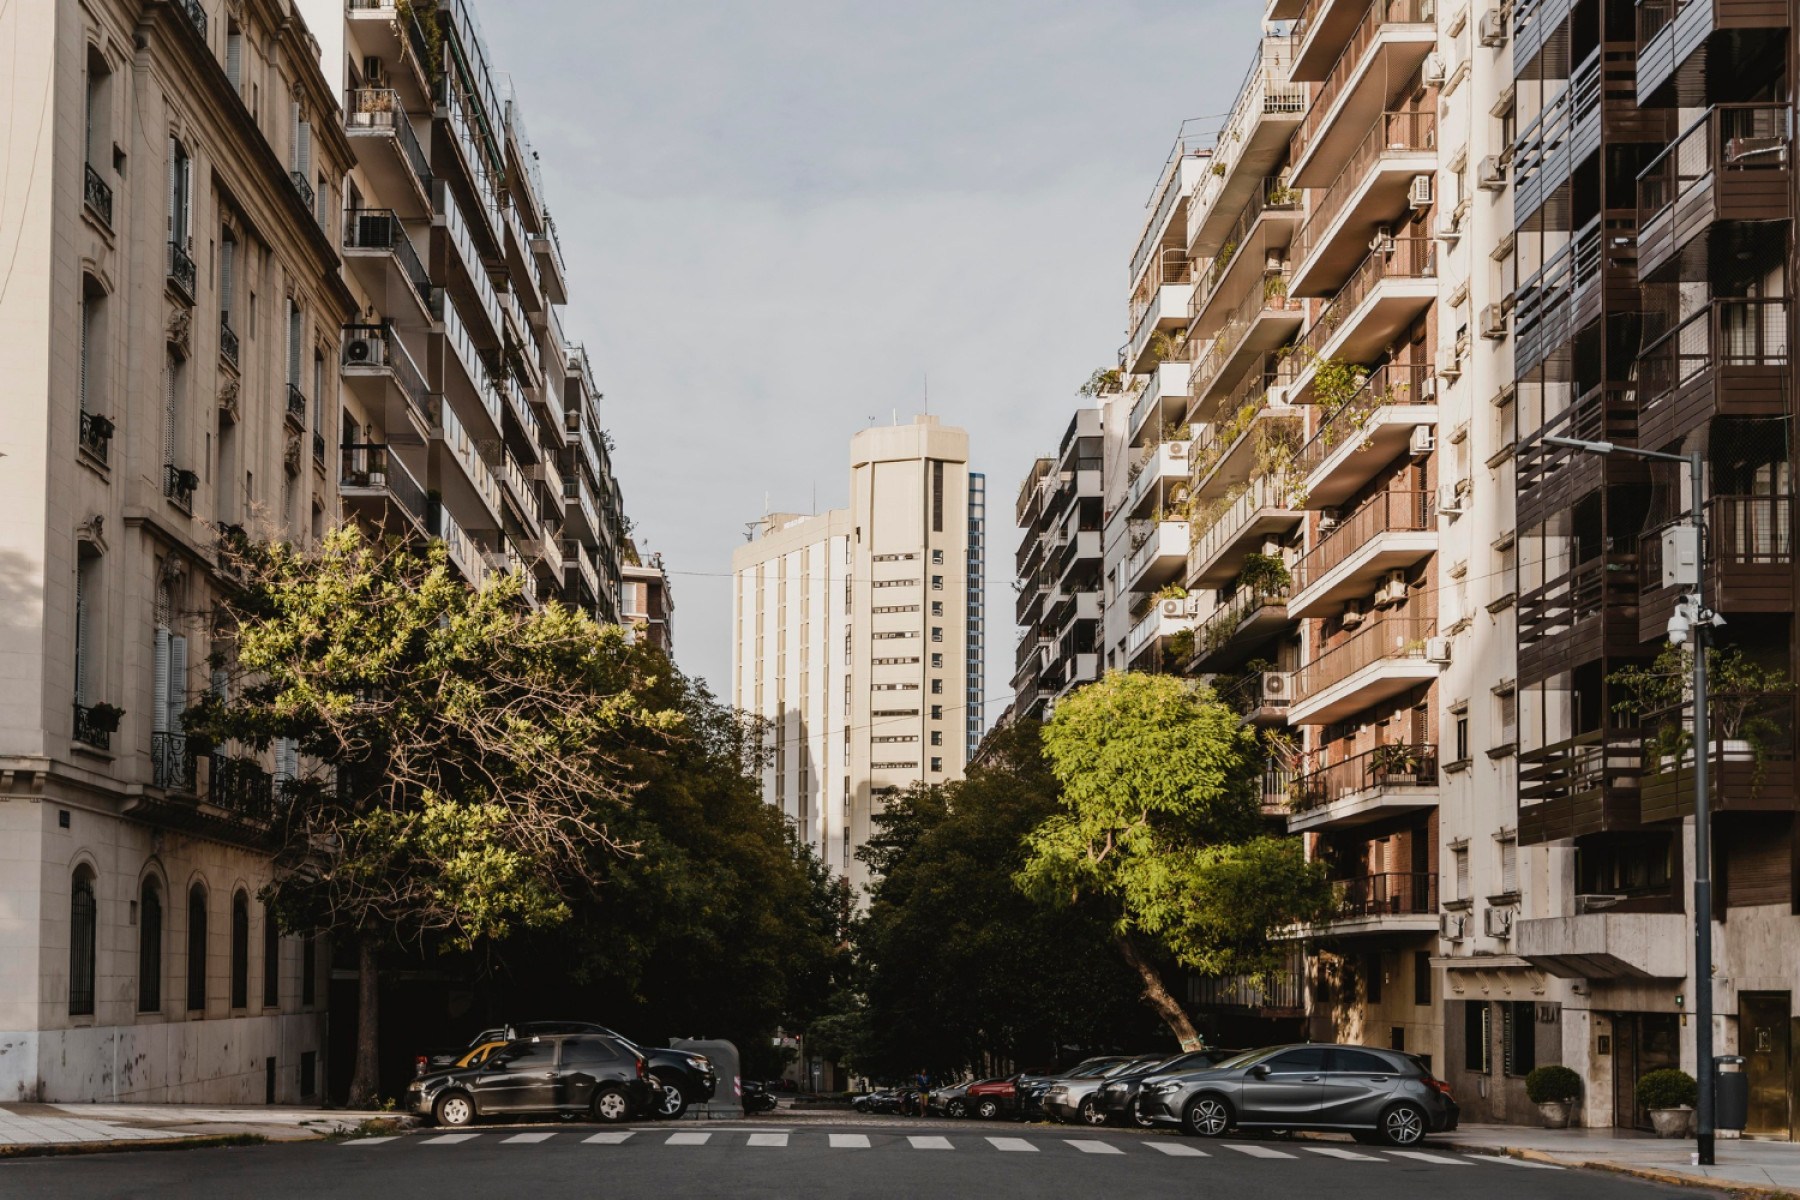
[361,1129,1560,1168]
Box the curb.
[1450,1143,1800,1199]
[0,1133,271,1160]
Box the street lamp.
[1543,435,1720,1165]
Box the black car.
[407,1033,656,1127]
[423,1021,718,1119]
[1096,1049,1244,1127]
[1015,1056,1130,1118]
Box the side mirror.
[486,1059,507,1072]
[1249,1064,1270,1079]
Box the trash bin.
[1715,1055,1748,1133]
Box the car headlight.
[1147,1081,1181,1095]
[686,1055,711,1069]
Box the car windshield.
[1066,1059,1122,1078]
[1211,1046,1288,1070]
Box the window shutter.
[167,635,188,731]
[226,32,242,90]
[219,239,233,319]
[297,121,312,179]
[153,627,171,733]
[163,352,177,469]
[1501,838,1519,894]
[287,300,301,386]
[78,297,90,412]
[74,565,90,706]
[167,138,178,237]
[210,666,229,702]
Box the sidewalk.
[1441,1122,1800,1194]
[0,1103,398,1154]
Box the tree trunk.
[346,934,382,1108]
[1114,933,1203,1050]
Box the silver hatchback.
[1137,1044,1460,1147]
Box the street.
[0,1116,1712,1200]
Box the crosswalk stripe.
[501,1132,556,1144]
[1467,1154,1563,1169]
[421,1133,479,1145]
[1223,1143,1296,1159]
[987,1136,1037,1152]
[343,1137,398,1146]
[582,1131,634,1144]
[908,1136,953,1150]
[1387,1150,1472,1165]
[746,1133,788,1148]
[665,1132,712,1146]
[1065,1139,1124,1155]
[1305,1146,1381,1160]
[1145,1141,1208,1157]
[829,1133,871,1149]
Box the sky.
[482,0,1245,726]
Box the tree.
[1017,673,1328,1049]
[187,528,680,1105]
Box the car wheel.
[592,1086,632,1125]
[946,1100,968,1118]
[1078,1097,1107,1127]
[1130,1098,1155,1129]
[1379,1102,1427,1147]
[434,1092,475,1128]
[976,1098,1000,1120]
[1182,1094,1232,1138]
[653,1077,689,1120]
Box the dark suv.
[1139,1044,1459,1146]
[408,1033,655,1126]
[425,1021,718,1119]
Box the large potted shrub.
[1610,645,1791,779]
[1636,1068,1697,1138]
[1525,1065,1582,1128]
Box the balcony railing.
[1292,490,1432,592]
[166,241,196,301]
[1289,0,1436,170]
[1641,494,1795,582]
[1638,298,1789,413]
[1639,103,1791,226]
[1192,583,1288,660]
[1291,111,1437,269]
[72,703,113,751]
[1189,472,1293,576]
[340,443,427,522]
[78,411,113,464]
[163,464,197,512]
[1292,237,1436,364]
[172,0,208,39]
[341,322,429,415]
[1289,743,1439,813]
[83,164,113,227]
[1294,613,1434,701]
[151,731,196,793]
[1189,271,1304,397]
[343,209,432,301]
[208,755,276,822]
[290,169,316,210]
[1293,361,1433,476]
[285,383,307,429]
[1194,177,1300,316]
[1330,871,1437,919]
[345,88,434,192]
[219,317,239,368]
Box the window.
[931,575,943,590]
[561,1036,621,1065]
[138,879,163,1012]
[301,935,316,1006]
[1495,685,1517,746]
[162,348,182,476]
[932,549,944,565]
[313,350,325,433]
[1454,716,1469,761]
[1502,1001,1536,1076]
[290,103,313,184]
[931,601,943,616]
[70,868,97,1016]
[219,233,236,333]
[168,137,192,247]
[1365,954,1383,1003]
[225,23,243,90]
[230,891,249,1009]
[931,679,943,695]
[1453,846,1470,900]
[286,298,303,392]
[930,705,942,720]
[930,731,942,746]
[186,883,207,1012]
[930,653,943,668]
[300,1051,317,1098]
[1499,836,1519,894]
[1267,1047,1329,1072]
[931,627,943,643]
[74,550,99,710]
[932,460,944,532]
[1414,950,1432,1006]
[85,49,110,168]
[79,279,103,413]
[1464,1002,1491,1073]
[1331,1048,1393,1074]
[929,757,942,772]
[494,1039,556,1070]
[263,907,280,1008]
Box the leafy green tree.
[1018,672,1328,1048]
[187,529,679,1104]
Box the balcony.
[563,474,601,541]
[1187,473,1303,588]
[530,214,569,305]
[1512,47,1659,229]
[1124,520,1191,592]
[1289,0,1437,187]
[1293,361,1436,508]
[340,443,427,534]
[166,241,196,303]
[434,384,505,531]
[1288,490,1434,618]
[1513,213,1641,376]
[218,317,240,370]
[284,382,308,432]
[84,164,113,228]
[344,88,433,218]
[1188,381,1300,500]
[72,702,114,751]
[1290,871,1439,940]
[1517,913,1689,979]
[1189,178,1302,329]
[1184,36,1306,257]
[164,464,197,513]
[1518,555,1644,684]
[78,411,114,465]
[1127,361,1194,447]
[1123,440,1193,520]
[429,499,490,588]
[1636,0,1790,105]
[1637,298,1789,449]
[171,0,208,41]
[1286,744,1439,833]
[1520,731,1647,844]
[1639,496,1793,642]
[342,209,434,326]
[563,536,600,601]
[494,449,538,530]
[1637,104,1791,282]
[341,323,430,436]
[1289,613,1438,725]
[1284,238,1437,399]
[1188,584,1291,671]
[345,1,436,110]
[1187,272,1306,409]
[1636,693,1797,822]
[1289,112,1437,298]
[151,732,197,794]
[1132,146,1211,291]
[1126,597,1198,667]
[1125,259,1195,374]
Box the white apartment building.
[734,417,980,891]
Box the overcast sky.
[483,0,1243,724]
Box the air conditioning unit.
[1369,225,1396,254]
[1425,636,1453,664]
[1410,425,1437,457]
[1442,913,1466,940]
[1436,350,1462,380]
[1484,906,1515,938]
[1261,671,1293,704]
[1480,302,1508,339]
[1418,374,1439,401]
[1409,174,1434,209]
[1169,441,1188,458]
[1436,481,1466,515]
[1160,598,1185,618]
[1318,508,1342,533]
[1478,155,1508,191]
[1422,52,1448,86]
[1478,7,1507,45]
[1341,599,1367,629]
[344,333,388,366]
[1574,893,1625,915]
[1375,570,1410,608]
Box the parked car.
[965,1077,1020,1120]
[1137,1044,1459,1147]
[926,1078,998,1118]
[1015,1056,1131,1119]
[408,1033,656,1127]
[421,1021,717,1119]
[850,1088,909,1114]
[1044,1055,1169,1125]
[1096,1048,1244,1127]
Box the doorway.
[1740,992,1794,1139]
[1611,1012,1680,1130]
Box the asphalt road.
[0,1116,1714,1200]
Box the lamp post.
[1543,435,1716,1165]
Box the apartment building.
[1012,409,1104,720]
[0,0,354,1103]
[621,543,675,655]
[734,417,980,891]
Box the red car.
[965,1077,1020,1120]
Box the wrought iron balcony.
[166,241,196,302]
[151,732,197,793]
[83,164,113,227]
[78,411,114,464]
[163,464,197,512]
[286,383,308,429]
[219,317,240,368]
[72,702,114,751]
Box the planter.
[1649,1107,1693,1138]
[1537,1100,1572,1129]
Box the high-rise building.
[1013,409,1104,720]
[734,417,979,890]
[621,542,675,655]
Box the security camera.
[1667,609,1691,647]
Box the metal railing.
[290,170,315,210]
[152,732,196,793]
[285,383,307,428]
[172,0,208,39]
[1294,361,1433,477]
[1189,271,1303,397]
[1189,473,1293,577]
[1192,583,1288,660]
[342,209,432,301]
[341,323,428,415]
[72,703,112,751]
[84,164,113,226]
[78,412,113,464]
[344,88,434,193]
[1292,490,1432,593]
[1290,0,1436,169]
[1638,298,1790,413]
[167,241,196,300]
[1294,613,1434,701]
[209,755,276,822]
[1639,103,1791,226]
[1291,112,1437,270]
[1641,495,1795,582]
[219,317,239,368]
[1193,177,1300,317]
[164,464,196,511]
[340,443,426,521]
[1292,237,1437,364]
[1330,871,1437,919]
[1289,743,1439,812]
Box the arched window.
[262,906,280,1009]
[229,891,249,1009]
[138,879,162,1013]
[186,883,207,1013]
[70,868,97,1016]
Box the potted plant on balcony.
[1238,552,1291,599]
[1371,742,1424,783]
[1525,1065,1582,1129]
[1610,644,1791,781]
[85,703,124,734]
[1636,1068,1697,1138]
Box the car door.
[556,1036,622,1112]
[1318,1048,1402,1126]
[1236,1046,1329,1125]
[472,1038,559,1115]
